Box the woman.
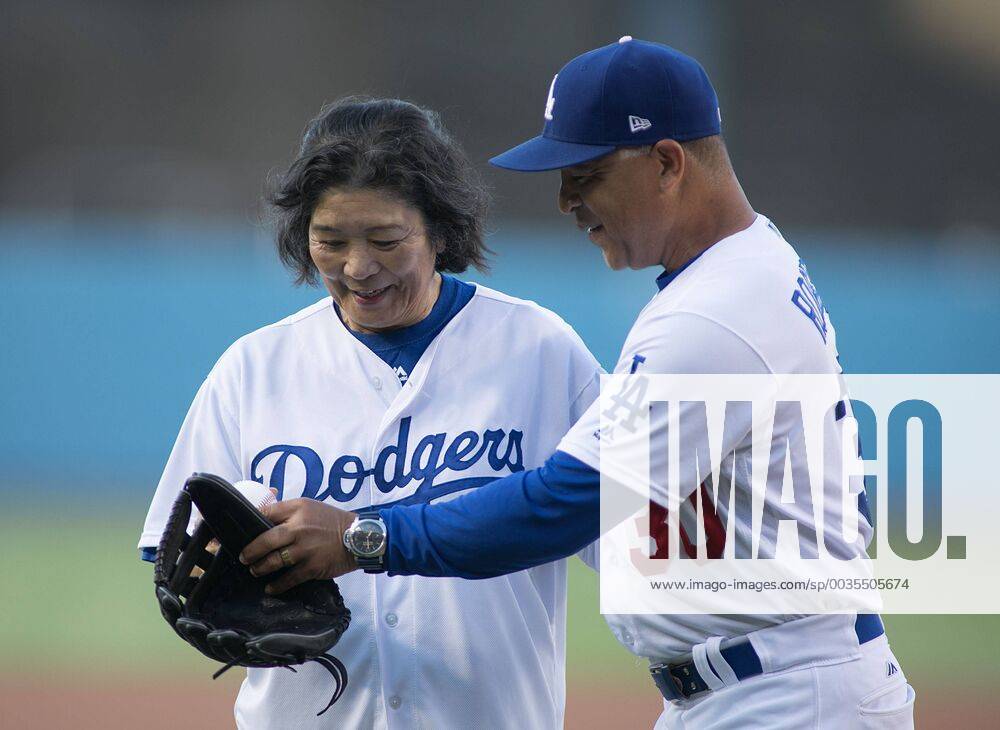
[138,97,601,728]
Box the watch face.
[349,519,386,557]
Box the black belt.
[650,614,885,702]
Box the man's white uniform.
[139,284,601,729]
[558,215,916,728]
[373,38,916,729]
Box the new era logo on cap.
[628,115,651,133]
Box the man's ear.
[652,139,685,191]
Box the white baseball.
[232,479,278,512]
[190,479,277,533]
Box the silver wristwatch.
[343,511,387,573]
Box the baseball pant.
[654,634,914,729]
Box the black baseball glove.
[154,473,352,715]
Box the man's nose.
[343,244,380,281]
[558,176,581,215]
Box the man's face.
[558,148,668,270]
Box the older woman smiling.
[139,97,601,728]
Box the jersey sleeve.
[567,345,602,570]
[550,306,603,424]
[136,364,242,555]
[383,450,599,578]
[382,312,772,579]
[557,311,771,475]
[569,368,601,420]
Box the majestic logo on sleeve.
[249,416,524,506]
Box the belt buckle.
[673,662,711,697]
[649,662,687,702]
[650,661,713,703]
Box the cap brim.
[489,135,616,172]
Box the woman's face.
[308,187,443,334]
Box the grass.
[2,513,996,690]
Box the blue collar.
[655,251,705,291]
[335,274,470,351]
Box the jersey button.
[372,376,383,390]
[388,695,402,710]
[385,612,398,627]
[622,631,634,645]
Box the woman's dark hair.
[269,96,491,285]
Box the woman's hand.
[239,499,359,594]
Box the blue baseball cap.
[490,37,721,172]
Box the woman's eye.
[371,239,401,247]
[318,240,345,248]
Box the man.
[241,38,916,727]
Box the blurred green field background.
[2,509,998,693]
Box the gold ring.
[279,547,294,568]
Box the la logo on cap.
[544,74,557,120]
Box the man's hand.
[239,499,359,594]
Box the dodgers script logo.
[250,417,525,506]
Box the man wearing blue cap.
[243,38,915,728]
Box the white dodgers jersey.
[140,284,601,729]
[558,214,871,662]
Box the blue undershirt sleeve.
[382,450,599,578]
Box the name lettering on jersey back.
[249,416,524,504]
[791,260,828,343]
